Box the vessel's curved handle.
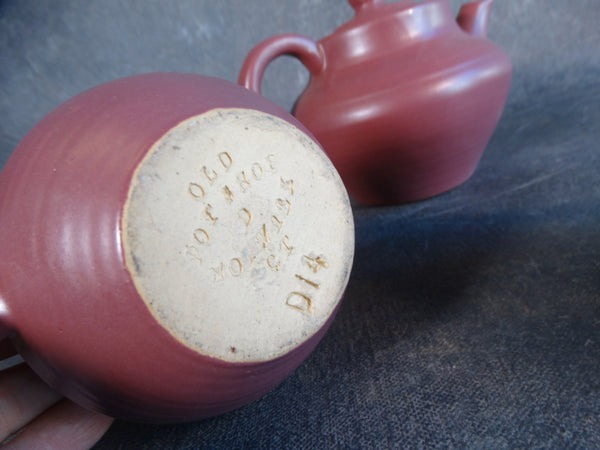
[238,34,324,95]
[0,295,13,341]
[457,0,494,38]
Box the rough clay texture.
[2,0,599,447]
[123,109,354,362]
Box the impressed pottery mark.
[184,149,328,314]
[122,108,354,362]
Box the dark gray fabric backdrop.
[1,0,599,448]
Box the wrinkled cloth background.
[1,0,599,448]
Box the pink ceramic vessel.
[239,0,512,205]
[0,73,354,422]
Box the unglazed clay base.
[122,108,354,363]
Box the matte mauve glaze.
[0,73,354,422]
[239,0,512,205]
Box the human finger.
[2,398,114,450]
[0,364,62,443]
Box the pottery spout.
[457,0,494,38]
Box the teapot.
[239,0,512,205]
[0,73,354,422]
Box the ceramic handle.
[457,0,494,38]
[238,34,323,95]
[348,0,385,13]
[0,298,12,340]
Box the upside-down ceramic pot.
[239,0,512,205]
[0,73,354,422]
